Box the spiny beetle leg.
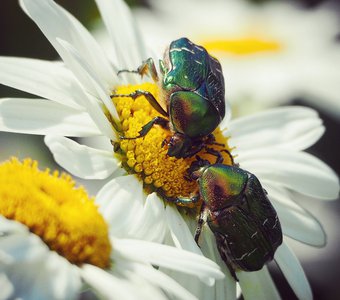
[211,142,225,147]
[205,147,224,164]
[161,137,170,148]
[181,142,205,158]
[120,116,169,140]
[111,89,167,117]
[138,116,169,137]
[194,203,206,244]
[206,133,225,148]
[226,262,238,282]
[138,58,159,81]
[205,147,235,165]
[221,149,235,165]
[117,69,140,76]
[174,194,200,206]
[117,58,159,82]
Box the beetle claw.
[161,138,169,148]
[119,135,136,140]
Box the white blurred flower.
[132,0,340,117]
[0,0,338,300]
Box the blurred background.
[0,0,339,299]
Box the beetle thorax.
[199,165,247,212]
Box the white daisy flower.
[0,157,224,300]
[0,0,338,300]
[131,0,340,117]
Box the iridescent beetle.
[175,156,283,280]
[112,37,226,158]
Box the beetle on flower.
[114,35,285,279]
[183,157,283,281]
[112,37,226,159]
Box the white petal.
[131,263,197,300]
[42,253,81,300]
[0,273,14,300]
[219,100,232,132]
[159,268,208,299]
[165,207,220,286]
[44,135,119,180]
[81,264,141,300]
[275,241,312,300]
[165,205,202,255]
[52,39,118,141]
[239,149,339,200]
[113,238,224,281]
[53,40,116,140]
[95,0,147,83]
[56,38,120,129]
[0,57,83,110]
[265,184,326,246]
[170,221,236,299]
[113,259,170,300]
[237,267,280,300]
[199,227,237,300]
[227,106,324,151]
[0,98,101,137]
[0,216,26,236]
[0,218,50,264]
[128,193,166,243]
[20,0,116,90]
[96,175,145,237]
[0,218,81,300]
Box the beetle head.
[167,133,193,158]
[186,156,210,181]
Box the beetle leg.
[117,58,159,82]
[226,263,239,282]
[221,149,235,165]
[111,89,168,117]
[138,117,169,137]
[205,147,235,165]
[205,147,224,164]
[205,134,225,148]
[204,134,235,164]
[212,142,225,147]
[181,137,222,159]
[159,59,168,75]
[182,142,205,158]
[138,58,159,81]
[116,69,140,76]
[138,90,168,116]
[173,194,200,206]
[194,203,206,244]
[121,116,169,139]
[161,136,170,148]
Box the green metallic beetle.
[175,156,283,280]
[112,37,226,158]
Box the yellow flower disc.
[112,82,233,208]
[0,158,111,269]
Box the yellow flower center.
[0,158,111,268]
[201,37,282,56]
[112,83,233,208]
